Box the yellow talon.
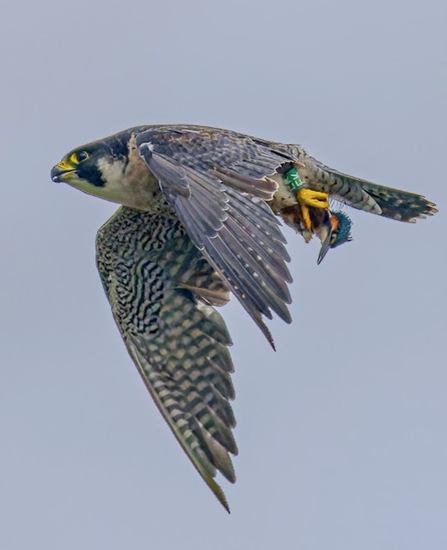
[296,188,330,231]
[297,188,330,209]
[300,203,312,231]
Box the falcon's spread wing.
[135,127,295,346]
[96,207,240,512]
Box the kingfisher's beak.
[317,227,332,265]
[315,210,333,265]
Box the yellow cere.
[57,159,75,172]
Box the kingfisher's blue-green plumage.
[330,211,353,249]
[51,124,437,512]
[316,210,353,264]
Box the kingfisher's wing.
[96,207,239,512]
[135,126,294,346]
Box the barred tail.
[299,155,438,223]
[350,179,438,222]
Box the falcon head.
[51,146,106,186]
[50,129,144,206]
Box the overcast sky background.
[1,0,446,548]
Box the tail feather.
[353,179,438,222]
[300,155,438,223]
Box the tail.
[299,155,438,223]
[348,178,438,222]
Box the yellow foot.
[296,189,330,230]
[297,188,330,209]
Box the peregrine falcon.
[51,125,437,512]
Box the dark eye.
[69,150,90,165]
[76,150,89,162]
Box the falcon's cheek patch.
[76,163,106,187]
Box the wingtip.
[207,476,231,513]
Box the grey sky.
[1,0,446,548]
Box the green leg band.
[285,167,306,192]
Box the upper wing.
[135,126,295,346]
[96,207,239,512]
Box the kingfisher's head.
[317,211,353,264]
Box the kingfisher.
[51,124,437,512]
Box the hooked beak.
[51,160,75,183]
